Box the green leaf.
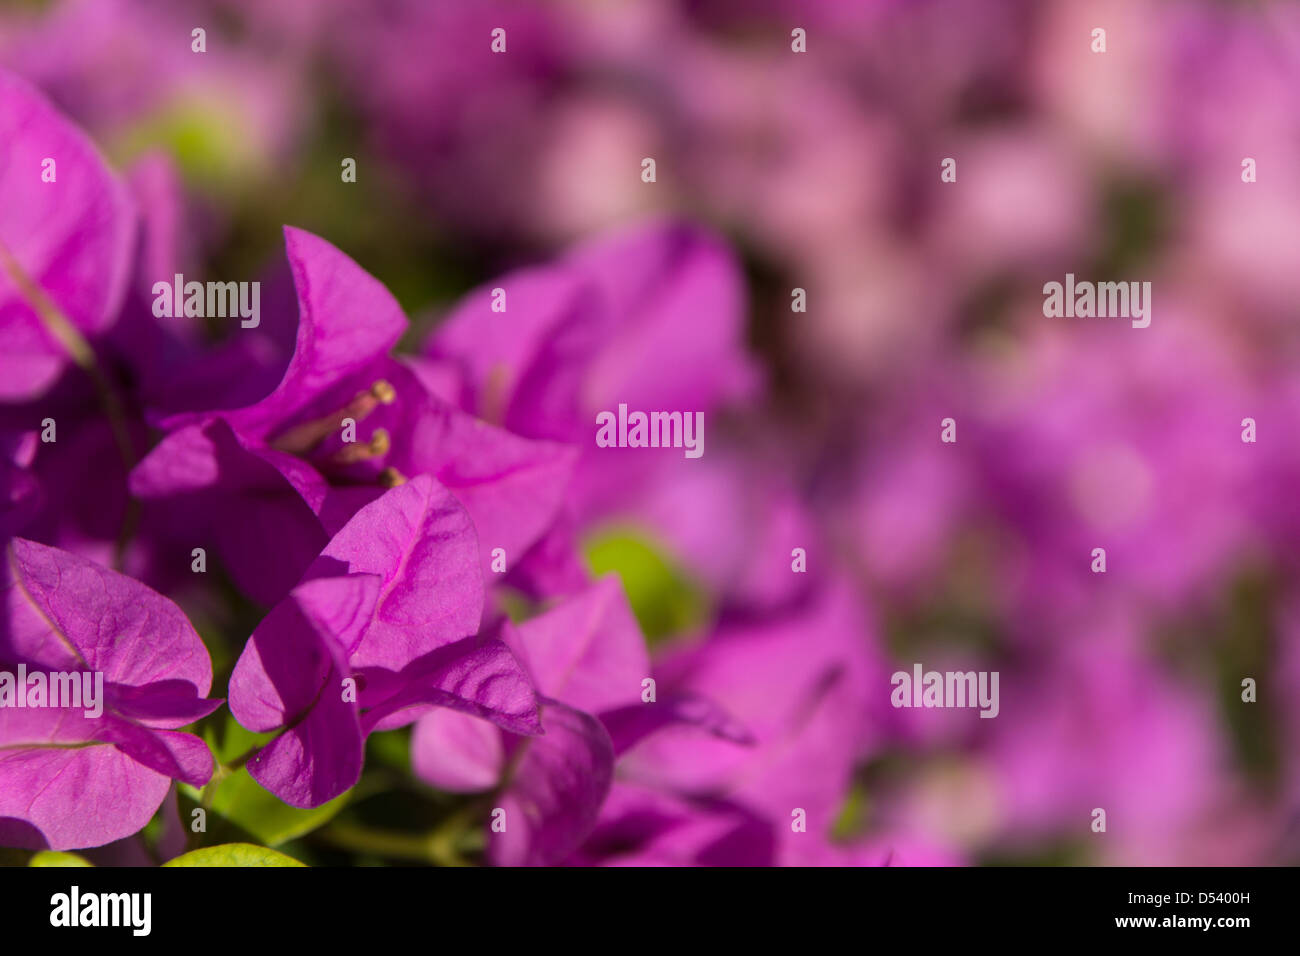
[830,778,870,842]
[29,851,93,867]
[163,844,305,867]
[583,526,710,645]
[110,96,264,190]
[205,712,276,766]
[183,766,350,847]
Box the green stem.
[319,801,487,866]
[319,822,438,862]
[197,734,271,811]
[427,802,485,867]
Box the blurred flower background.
[2,0,1299,865]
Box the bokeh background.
[3,0,1299,865]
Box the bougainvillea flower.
[0,71,231,604]
[566,783,776,867]
[0,81,224,583]
[0,537,221,850]
[484,698,615,867]
[412,575,749,865]
[0,67,134,402]
[573,766,961,868]
[228,475,542,807]
[571,784,958,868]
[428,219,759,445]
[613,582,883,864]
[131,226,575,605]
[425,220,787,608]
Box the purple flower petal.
[426,220,760,444]
[360,635,541,737]
[617,584,880,829]
[305,474,483,670]
[229,573,380,732]
[505,575,649,716]
[0,713,174,851]
[229,575,380,806]
[488,698,614,867]
[427,266,610,441]
[567,221,760,416]
[129,419,330,606]
[4,537,212,692]
[573,785,776,867]
[410,708,504,793]
[161,225,407,438]
[0,68,134,401]
[599,694,754,758]
[0,538,217,849]
[383,369,578,578]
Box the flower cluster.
[1,68,895,866]
[3,0,1299,868]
